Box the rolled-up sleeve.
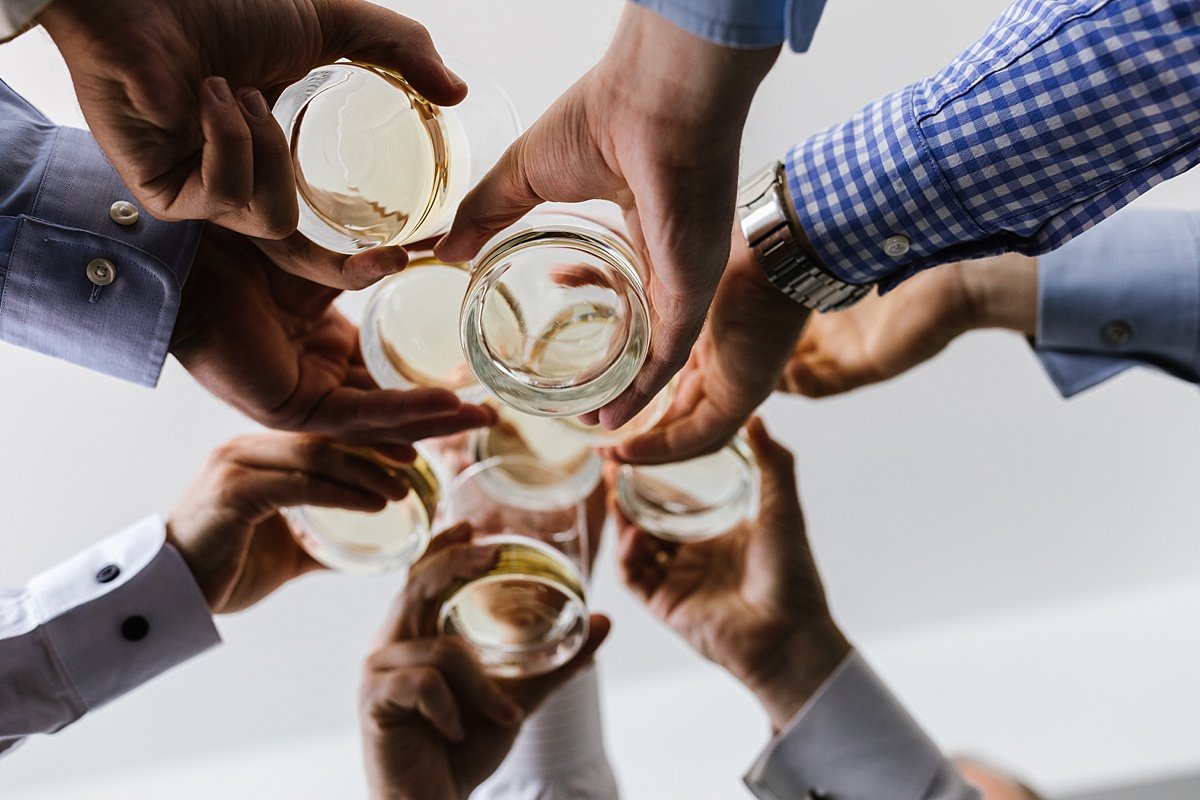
[630,0,826,51]
[786,0,1200,289]
[0,0,52,42]
[0,80,201,386]
[1034,208,1200,396]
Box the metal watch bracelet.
[736,162,871,312]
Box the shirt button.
[95,564,121,584]
[883,235,911,258]
[121,616,150,642]
[86,258,117,286]
[1101,320,1132,346]
[108,200,139,226]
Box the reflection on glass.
[273,62,520,254]
[616,436,758,543]
[438,456,589,678]
[285,449,443,574]
[361,257,480,397]
[461,203,650,417]
[471,405,602,500]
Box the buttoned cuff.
[630,0,825,51]
[472,667,619,800]
[22,516,219,721]
[0,0,52,42]
[0,126,201,387]
[1033,209,1200,397]
[744,651,978,800]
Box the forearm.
[0,516,221,754]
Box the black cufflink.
[120,615,150,642]
[96,564,121,584]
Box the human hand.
[38,0,464,240]
[167,432,413,613]
[780,254,1037,397]
[361,525,611,800]
[616,418,849,731]
[171,226,494,445]
[435,4,779,429]
[617,230,810,464]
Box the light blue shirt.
[0,80,200,386]
[1035,208,1200,397]
[630,0,826,50]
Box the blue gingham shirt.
[788,0,1200,288]
[1036,207,1200,397]
[0,80,200,385]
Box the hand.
[362,525,611,800]
[616,418,849,731]
[617,230,810,464]
[780,254,1038,397]
[435,4,779,429]
[168,433,413,613]
[171,225,494,444]
[38,0,464,240]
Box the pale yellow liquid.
[481,409,597,481]
[291,65,465,249]
[374,262,475,391]
[440,536,587,677]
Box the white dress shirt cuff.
[472,666,620,799]
[0,516,221,751]
[743,651,979,800]
[0,0,53,42]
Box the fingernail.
[495,698,523,725]
[207,77,234,104]
[238,89,271,120]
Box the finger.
[743,417,803,526]
[615,400,732,464]
[233,469,388,519]
[304,388,464,439]
[365,661,465,741]
[368,638,522,728]
[378,543,501,642]
[330,403,496,446]
[235,87,299,239]
[330,4,466,106]
[196,77,254,211]
[423,522,474,558]
[226,434,413,502]
[254,234,409,291]
[435,135,541,263]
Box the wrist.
[742,620,851,733]
[960,253,1039,335]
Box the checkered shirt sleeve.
[787,0,1200,289]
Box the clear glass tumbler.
[285,448,444,574]
[273,61,521,254]
[615,436,758,543]
[459,202,651,417]
[438,456,589,678]
[469,404,602,500]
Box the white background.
[1,1,1199,797]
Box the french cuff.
[630,0,788,48]
[786,88,1012,290]
[0,126,201,387]
[26,516,220,716]
[0,0,52,42]
[744,651,969,800]
[1034,209,1200,396]
[473,667,619,800]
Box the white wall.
[2,0,1199,797]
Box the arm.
[786,0,1200,288]
[616,419,978,800]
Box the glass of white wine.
[615,436,758,543]
[273,61,521,254]
[438,456,590,678]
[460,201,651,418]
[284,448,444,574]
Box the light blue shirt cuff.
[630,0,825,51]
[1035,209,1200,397]
[0,91,201,387]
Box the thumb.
[435,135,542,263]
[327,2,467,106]
[743,417,805,539]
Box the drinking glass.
[273,61,521,254]
[438,456,589,678]
[615,436,758,543]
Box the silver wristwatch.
[736,162,871,312]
